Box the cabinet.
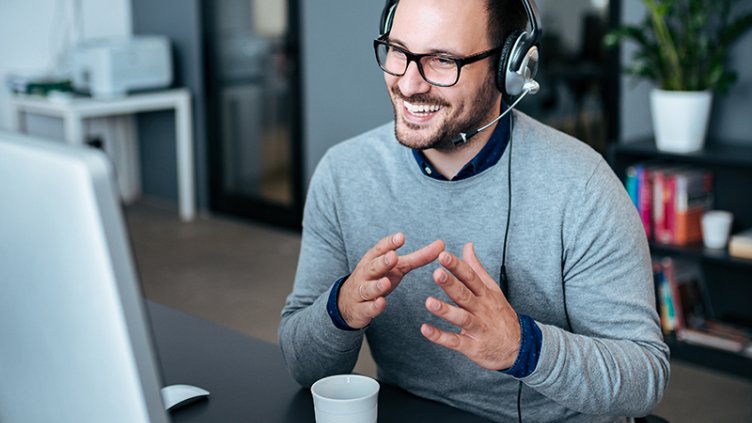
[609,139,752,379]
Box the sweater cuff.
[501,314,542,378]
[326,274,358,331]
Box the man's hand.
[339,233,444,329]
[420,242,521,371]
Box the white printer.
[72,36,173,98]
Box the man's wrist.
[500,314,542,378]
[326,274,358,331]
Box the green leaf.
[612,0,752,91]
[720,12,752,45]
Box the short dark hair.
[485,0,528,48]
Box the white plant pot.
[650,89,713,153]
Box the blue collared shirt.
[412,103,510,181]
[326,102,542,378]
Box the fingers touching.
[340,233,443,329]
[421,243,521,370]
[397,239,445,274]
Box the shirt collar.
[412,102,510,181]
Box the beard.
[390,74,500,152]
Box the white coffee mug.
[311,374,379,423]
[702,210,733,249]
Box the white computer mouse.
[160,384,210,410]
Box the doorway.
[204,0,303,229]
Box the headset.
[378,2,573,422]
[379,0,542,98]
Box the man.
[279,0,669,421]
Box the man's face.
[385,0,501,151]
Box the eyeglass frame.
[373,36,503,87]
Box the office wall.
[131,0,208,208]
[0,0,131,130]
[301,1,394,184]
[619,2,752,145]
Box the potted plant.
[606,0,752,153]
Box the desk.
[147,302,494,422]
[10,89,195,221]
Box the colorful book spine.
[655,260,676,334]
[625,166,639,210]
[653,168,671,244]
[661,258,685,332]
[673,170,713,246]
[636,165,653,240]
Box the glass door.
[204,0,303,228]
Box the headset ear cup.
[497,30,523,96]
[380,0,398,36]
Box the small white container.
[311,374,380,423]
[702,210,734,249]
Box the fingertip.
[463,242,475,260]
[392,232,404,246]
[420,324,434,338]
[435,239,446,251]
[433,268,447,284]
[425,296,440,311]
[439,251,453,267]
[377,277,391,292]
[373,296,387,313]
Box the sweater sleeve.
[521,160,670,417]
[278,154,365,387]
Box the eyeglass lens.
[376,43,459,87]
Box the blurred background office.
[1,0,751,422]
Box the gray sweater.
[279,112,669,422]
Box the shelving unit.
[609,139,752,379]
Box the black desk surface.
[147,302,494,423]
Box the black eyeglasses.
[373,37,502,87]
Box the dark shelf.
[649,243,752,269]
[610,139,752,378]
[610,139,752,168]
[665,336,752,380]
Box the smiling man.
[279,0,669,422]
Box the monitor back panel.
[0,132,168,423]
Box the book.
[677,320,752,354]
[729,228,752,260]
[625,166,639,210]
[677,328,747,353]
[653,167,679,244]
[658,269,677,333]
[672,170,713,246]
[626,162,713,245]
[660,257,708,332]
[636,163,663,240]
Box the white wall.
[0,0,132,130]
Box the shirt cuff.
[500,314,542,378]
[326,274,358,331]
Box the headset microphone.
[451,81,538,146]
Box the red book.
[637,165,655,240]
[653,168,671,244]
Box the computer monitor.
[0,131,169,422]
